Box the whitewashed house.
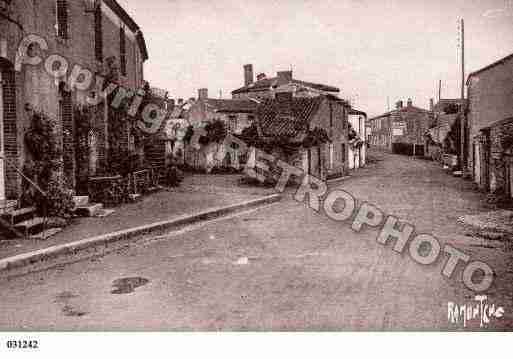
[348,109,367,169]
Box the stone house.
[232,64,340,100]
[466,53,513,194]
[255,92,350,181]
[185,89,258,171]
[368,99,433,155]
[0,0,148,202]
[425,99,467,162]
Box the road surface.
[0,152,512,330]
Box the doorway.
[0,70,5,202]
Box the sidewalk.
[0,174,276,260]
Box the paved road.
[1,152,512,330]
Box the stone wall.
[0,0,147,198]
[467,55,513,178]
[488,119,513,195]
[1,65,18,198]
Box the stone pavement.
[0,174,275,260]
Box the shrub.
[26,179,75,218]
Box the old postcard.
[0,0,512,355]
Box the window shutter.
[56,0,69,39]
[120,26,127,76]
[94,2,103,62]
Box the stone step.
[1,207,37,226]
[0,200,18,215]
[73,196,90,208]
[30,228,63,241]
[14,217,46,236]
[129,193,142,202]
[75,203,103,217]
[147,186,161,193]
[95,209,116,218]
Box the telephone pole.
[460,19,466,170]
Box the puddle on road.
[62,305,88,317]
[111,277,150,295]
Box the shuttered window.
[56,0,69,39]
[120,26,127,76]
[94,2,103,62]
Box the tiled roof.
[349,109,367,117]
[232,77,340,95]
[433,99,468,113]
[204,99,258,113]
[256,96,325,137]
[150,87,168,99]
[369,105,431,121]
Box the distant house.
[348,109,367,169]
[255,92,350,181]
[232,64,340,100]
[432,98,467,115]
[425,99,467,163]
[466,52,513,196]
[368,99,433,156]
[185,89,258,171]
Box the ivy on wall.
[199,119,227,146]
[23,111,74,218]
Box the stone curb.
[0,194,282,273]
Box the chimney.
[396,100,403,110]
[430,98,434,112]
[244,64,254,86]
[198,88,208,100]
[275,91,294,116]
[257,73,267,81]
[277,70,293,83]
[407,98,413,107]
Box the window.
[56,0,69,39]
[94,2,103,62]
[120,26,127,76]
[329,102,333,128]
[228,115,237,133]
[329,143,334,169]
[341,143,346,163]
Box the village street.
[0,152,512,331]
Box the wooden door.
[0,71,5,202]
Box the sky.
[117,0,513,117]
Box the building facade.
[0,0,148,201]
[256,92,350,181]
[185,89,258,171]
[368,99,432,155]
[466,53,513,193]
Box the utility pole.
[439,80,442,102]
[460,18,466,171]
